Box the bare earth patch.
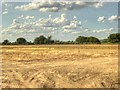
[1,45,118,88]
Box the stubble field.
[1,45,119,88]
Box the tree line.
[1,33,120,45]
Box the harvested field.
[1,45,119,88]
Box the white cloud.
[2,3,11,15]
[27,30,36,33]
[109,28,113,31]
[17,15,35,20]
[40,7,59,12]
[3,14,81,35]
[8,17,35,31]
[15,1,104,12]
[63,21,78,29]
[3,3,12,8]
[15,3,39,11]
[2,11,8,15]
[63,29,72,33]
[51,31,57,34]
[17,15,24,19]
[108,15,120,22]
[94,2,103,8]
[35,13,81,30]
[97,15,120,23]
[53,14,68,25]
[92,28,113,33]
[25,16,35,19]
[71,31,80,34]
[97,16,105,22]
[5,8,8,11]
[85,28,89,32]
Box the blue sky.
[1,1,119,42]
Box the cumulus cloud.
[84,28,89,32]
[63,29,72,33]
[2,3,12,15]
[94,2,103,8]
[109,28,113,31]
[2,14,81,35]
[8,16,36,31]
[25,16,35,19]
[92,28,113,33]
[35,14,81,29]
[17,15,35,20]
[108,15,120,22]
[15,1,104,12]
[3,3,12,8]
[2,11,8,15]
[63,20,79,29]
[52,14,69,26]
[71,31,80,34]
[40,7,59,12]
[97,16,105,22]
[97,15,120,23]
[17,15,24,19]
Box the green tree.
[108,33,120,43]
[47,35,52,44]
[75,36,87,44]
[101,39,108,44]
[2,40,10,45]
[34,35,47,44]
[88,36,101,44]
[46,35,55,44]
[75,36,101,44]
[16,38,27,45]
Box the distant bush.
[75,36,101,44]
[2,33,120,45]
[34,35,55,44]
[108,33,120,43]
[34,35,47,44]
[2,40,10,45]
[100,39,109,44]
[16,38,27,45]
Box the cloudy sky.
[1,1,119,42]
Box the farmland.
[1,45,119,88]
